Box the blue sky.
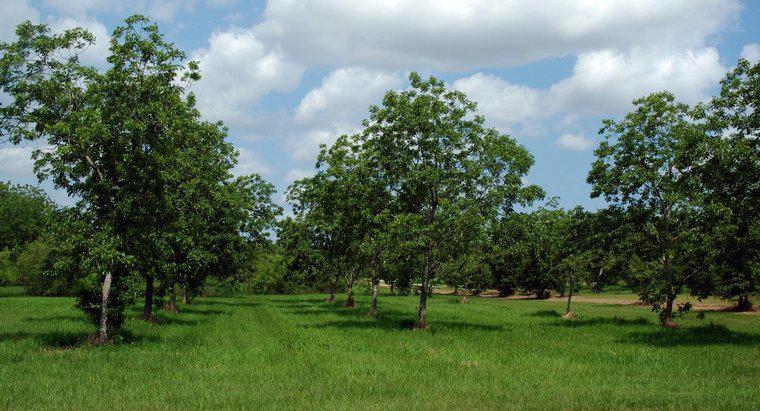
[1,0,759,210]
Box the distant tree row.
[281,59,758,328]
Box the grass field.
[1,288,758,409]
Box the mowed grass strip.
[1,290,758,409]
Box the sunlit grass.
[1,288,758,409]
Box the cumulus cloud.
[253,0,739,71]
[555,133,595,151]
[48,17,110,67]
[452,73,546,135]
[1,0,39,41]
[232,147,270,177]
[288,67,402,162]
[190,27,304,128]
[0,145,38,181]
[550,47,726,114]
[740,43,760,64]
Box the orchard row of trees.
[280,60,758,328]
[0,17,280,343]
[1,16,757,340]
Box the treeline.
[0,17,280,344]
[279,61,758,328]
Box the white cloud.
[49,17,110,67]
[0,145,38,180]
[288,67,402,162]
[1,0,39,41]
[284,168,314,185]
[740,43,760,64]
[452,73,546,135]
[555,133,595,151]
[254,0,739,71]
[190,27,304,129]
[550,46,726,114]
[232,147,270,177]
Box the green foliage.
[244,252,291,294]
[588,92,716,325]
[692,58,759,308]
[0,182,55,253]
[0,16,280,337]
[359,73,542,326]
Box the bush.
[15,239,58,295]
[244,253,294,294]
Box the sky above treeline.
[1,0,759,210]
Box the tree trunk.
[166,282,178,312]
[736,295,753,312]
[460,288,468,304]
[327,275,336,303]
[182,286,190,305]
[143,273,154,321]
[344,274,356,308]
[368,276,380,317]
[564,272,575,319]
[416,247,432,330]
[661,252,676,328]
[93,271,112,345]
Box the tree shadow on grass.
[304,317,504,333]
[191,300,259,309]
[553,316,651,328]
[621,323,760,347]
[23,314,87,323]
[530,309,561,318]
[0,329,160,349]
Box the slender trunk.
[661,252,676,327]
[182,286,190,305]
[143,273,154,321]
[564,272,575,318]
[368,276,380,317]
[94,271,112,345]
[344,273,356,308]
[166,282,178,312]
[460,288,468,304]
[416,247,432,330]
[327,275,336,303]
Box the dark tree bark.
[416,246,432,330]
[736,295,753,312]
[143,273,154,321]
[367,275,380,317]
[661,251,677,328]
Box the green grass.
[1,289,758,409]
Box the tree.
[0,16,273,342]
[588,92,713,327]
[693,58,759,311]
[361,73,541,329]
[0,182,55,254]
[287,135,368,307]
